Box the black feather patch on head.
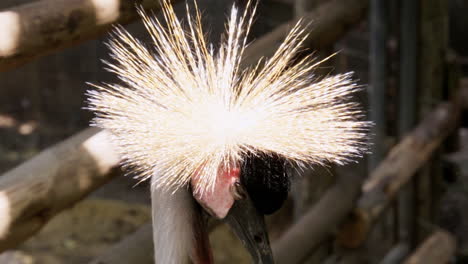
[241,153,290,215]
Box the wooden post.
[368,0,388,171]
[417,0,449,242]
[369,0,391,250]
[398,0,419,247]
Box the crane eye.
[231,181,247,200]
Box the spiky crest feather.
[86,0,371,195]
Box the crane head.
[86,0,371,262]
[192,153,288,263]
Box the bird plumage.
[151,184,196,263]
[86,1,371,263]
[87,0,370,196]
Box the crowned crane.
[86,0,370,263]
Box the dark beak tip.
[224,194,275,264]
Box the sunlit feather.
[86,0,371,195]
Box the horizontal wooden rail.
[0,0,179,72]
[0,128,120,251]
[0,0,366,72]
[337,101,460,248]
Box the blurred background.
[0,0,467,263]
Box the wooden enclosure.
[0,0,465,263]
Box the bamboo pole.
[0,0,179,72]
[0,128,120,252]
[402,231,456,264]
[337,101,460,248]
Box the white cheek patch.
[192,165,240,219]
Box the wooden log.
[0,0,179,72]
[241,0,368,67]
[337,102,459,248]
[402,230,456,264]
[0,128,120,252]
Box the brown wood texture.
[402,231,456,264]
[0,0,179,72]
[0,128,120,251]
[337,102,460,248]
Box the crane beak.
[191,165,275,263]
[225,191,275,264]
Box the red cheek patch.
[192,165,240,219]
